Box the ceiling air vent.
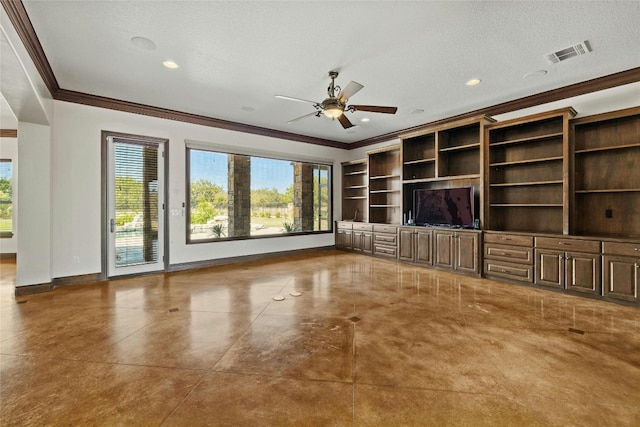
[544,41,591,64]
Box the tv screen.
[413,187,474,227]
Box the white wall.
[0,136,18,254]
[51,100,353,279]
[17,123,51,286]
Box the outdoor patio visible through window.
[187,148,331,242]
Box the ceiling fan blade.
[338,114,355,129]
[349,105,398,114]
[286,111,319,124]
[275,95,319,105]
[338,81,364,102]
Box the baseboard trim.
[51,273,104,288]
[12,247,336,295]
[15,282,52,296]
[168,246,336,273]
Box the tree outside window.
[0,160,13,236]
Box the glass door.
[107,136,164,276]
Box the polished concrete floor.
[1,250,639,426]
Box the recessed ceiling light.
[466,78,481,86]
[410,109,424,115]
[163,60,179,69]
[360,117,370,123]
[241,106,255,112]
[130,36,156,51]
[523,70,548,80]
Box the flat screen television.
[413,187,475,227]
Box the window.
[187,148,332,242]
[0,160,12,237]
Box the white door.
[107,136,164,276]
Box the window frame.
[0,159,13,238]
[185,146,333,244]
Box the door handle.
[110,219,115,233]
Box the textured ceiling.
[17,1,640,143]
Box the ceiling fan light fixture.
[323,105,343,119]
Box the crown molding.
[56,89,348,149]
[349,66,640,149]
[4,0,639,151]
[1,0,59,95]
[0,129,18,138]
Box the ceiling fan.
[275,71,398,129]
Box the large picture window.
[0,160,13,237]
[187,148,331,242]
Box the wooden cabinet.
[571,106,640,237]
[534,236,601,295]
[433,229,480,276]
[485,108,576,234]
[368,146,401,224]
[401,116,493,228]
[352,223,373,254]
[373,224,398,258]
[399,226,433,265]
[484,232,535,283]
[602,241,640,303]
[341,160,368,222]
[335,221,352,250]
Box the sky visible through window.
[190,150,293,192]
[0,161,11,180]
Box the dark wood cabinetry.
[399,227,433,265]
[401,116,493,226]
[341,160,368,222]
[534,237,601,294]
[368,146,401,224]
[336,221,352,250]
[352,223,373,254]
[337,106,638,305]
[484,232,534,283]
[571,107,640,237]
[433,229,480,276]
[485,108,576,234]
[602,241,639,302]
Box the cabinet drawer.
[536,237,600,253]
[484,243,534,265]
[484,260,534,283]
[373,225,397,234]
[353,223,373,232]
[374,244,397,258]
[602,241,640,257]
[484,233,533,247]
[374,233,397,245]
[336,221,352,230]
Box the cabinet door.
[415,229,433,265]
[398,229,415,261]
[434,230,455,270]
[362,232,373,254]
[535,249,564,288]
[352,231,363,252]
[455,232,479,274]
[336,229,352,249]
[566,252,601,295]
[603,255,639,302]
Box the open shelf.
[575,188,640,194]
[439,142,480,152]
[490,156,563,167]
[490,180,563,187]
[486,108,575,234]
[575,142,639,154]
[490,132,563,147]
[403,158,435,165]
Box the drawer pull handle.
[635,248,639,251]
[500,237,511,241]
